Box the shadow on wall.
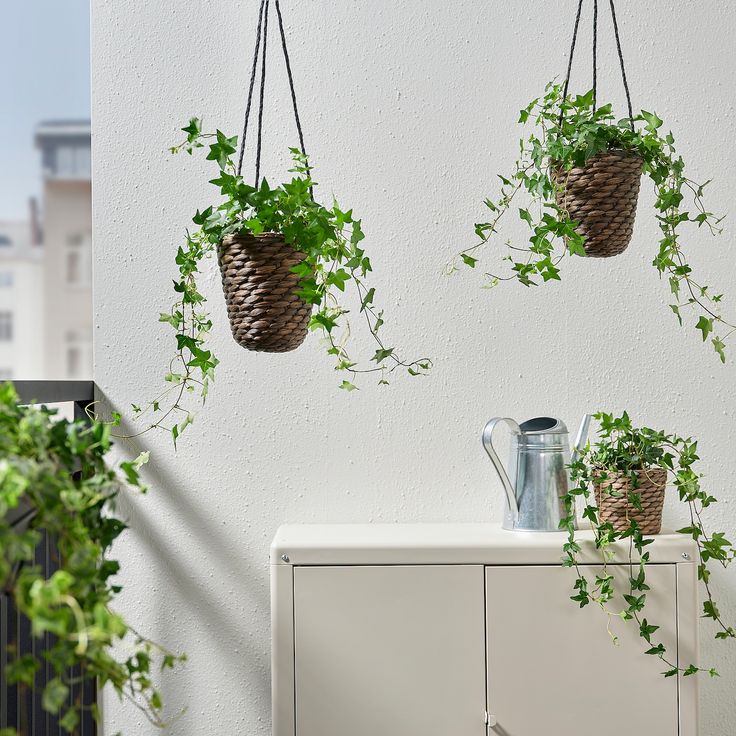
[102,395,272,724]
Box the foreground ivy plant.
[0,383,183,733]
[452,82,733,362]
[561,411,735,677]
[127,119,430,445]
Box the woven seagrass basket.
[217,232,312,353]
[594,467,667,535]
[556,149,643,258]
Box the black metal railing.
[1,380,97,736]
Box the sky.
[0,0,90,220]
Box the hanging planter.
[127,0,430,446]
[554,149,642,257]
[451,0,734,362]
[218,233,311,352]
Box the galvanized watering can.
[482,415,591,532]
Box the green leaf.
[60,709,80,733]
[695,316,713,341]
[360,287,376,311]
[339,380,358,392]
[641,110,664,131]
[712,336,726,363]
[326,269,351,292]
[372,347,394,363]
[43,678,69,714]
[669,304,682,326]
[461,254,478,268]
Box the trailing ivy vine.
[451,82,733,362]
[122,120,430,446]
[561,411,735,677]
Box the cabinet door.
[485,565,679,735]
[294,565,486,736]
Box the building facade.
[35,120,92,379]
[0,218,44,380]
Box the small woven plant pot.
[217,233,312,353]
[594,467,667,535]
[556,149,643,258]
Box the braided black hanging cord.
[274,0,308,163]
[236,0,311,192]
[609,0,635,130]
[592,0,598,110]
[254,0,270,186]
[559,0,584,127]
[236,0,266,177]
[559,0,635,129]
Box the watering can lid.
[519,417,568,434]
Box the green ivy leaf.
[695,316,713,341]
[42,678,69,714]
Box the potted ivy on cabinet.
[561,411,735,677]
[0,383,183,733]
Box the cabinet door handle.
[485,712,497,728]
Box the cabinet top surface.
[270,523,696,566]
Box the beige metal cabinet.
[293,565,486,736]
[271,524,698,736]
[486,565,680,735]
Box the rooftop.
[35,120,91,139]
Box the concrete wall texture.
[91,1,736,733]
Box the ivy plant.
[451,82,732,363]
[0,383,183,734]
[127,119,430,445]
[561,411,735,677]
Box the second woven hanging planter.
[218,233,312,353]
[556,149,643,257]
[594,467,667,534]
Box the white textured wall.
[91,1,736,733]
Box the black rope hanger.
[559,0,635,131]
[236,0,309,186]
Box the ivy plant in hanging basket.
[451,82,733,363]
[561,411,736,677]
[129,122,431,446]
[170,120,430,369]
[123,0,430,447]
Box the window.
[57,146,75,176]
[0,272,13,288]
[76,146,91,177]
[56,145,91,178]
[65,330,91,379]
[0,312,13,341]
[65,233,91,286]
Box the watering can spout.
[571,414,593,464]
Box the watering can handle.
[482,418,522,520]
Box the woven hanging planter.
[555,149,643,257]
[594,467,667,534]
[217,233,312,353]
